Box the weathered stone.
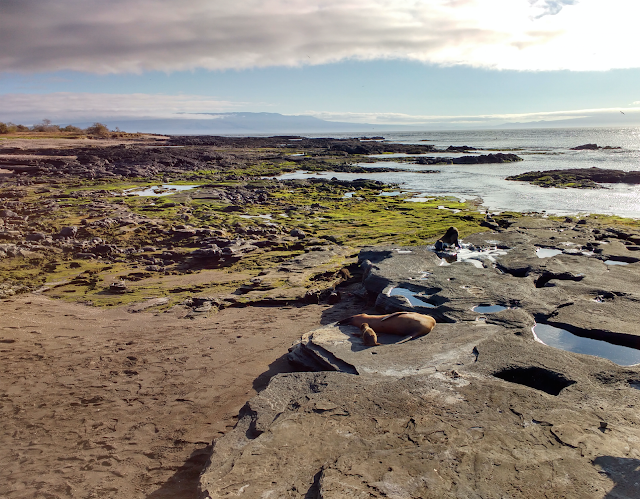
[290,228,306,238]
[58,226,78,238]
[201,220,640,499]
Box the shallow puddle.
[126,184,199,196]
[437,205,462,214]
[472,305,508,313]
[389,287,436,308]
[536,248,563,258]
[604,260,629,266]
[431,244,508,268]
[533,323,640,366]
[239,214,273,220]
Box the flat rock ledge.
[200,218,640,499]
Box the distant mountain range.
[69,111,640,135]
[71,112,413,135]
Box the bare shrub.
[32,119,60,132]
[84,122,111,137]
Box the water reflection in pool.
[472,305,508,313]
[432,244,508,268]
[126,184,199,196]
[389,287,436,308]
[536,248,563,258]
[533,323,640,366]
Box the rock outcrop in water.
[416,152,523,165]
[507,168,640,188]
[200,217,640,499]
[571,144,621,150]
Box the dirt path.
[0,292,363,498]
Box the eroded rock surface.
[200,218,640,499]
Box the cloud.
[0,0,638,73]
[529,0,578,18]
[0,92,248,123]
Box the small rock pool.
[533,323,640,366]
[472,305,508,313]
[389,287,436,308]
[536,248,563,258]
[125,184,199,196]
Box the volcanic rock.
[200,219,640,498]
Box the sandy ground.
[0,290,364,498]
[0,135,169,151]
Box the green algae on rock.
[507,168,640,189]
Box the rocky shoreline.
[1,134,638,498]
[201,217,640,499]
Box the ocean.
[280,127,640,218]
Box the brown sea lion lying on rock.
[356,323,381,347]
[434,226,460,251]
[338,312,436,345]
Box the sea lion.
[338,311,436,344]
[358,323,381,346]
[435,226,460,251]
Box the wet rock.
[452,153,523,164]
[507,168,640,188]
[416,153,522,165]
[201,219,640,498]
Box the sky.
[1,0,640,128]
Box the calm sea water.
[282,127,640,218]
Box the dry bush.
[32,119,60,133]
[61,125,83,133]
[84,122,111,137]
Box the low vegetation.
[0,118,142,139]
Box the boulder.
[58,226,78,238]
